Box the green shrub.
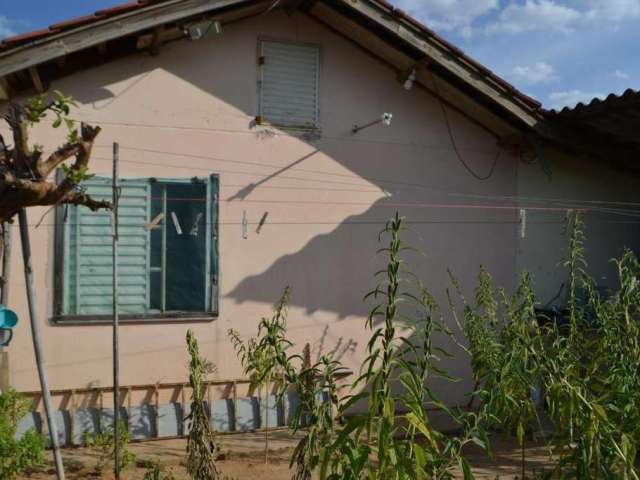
[82,418,135,473]
[0,388,45,479]
[143,461,177,480]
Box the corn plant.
[319,212,488,479]
[458,211,640,478]
[537,213,640,478]
[230,288,344,480]
[185,329,220,480]
[229,288,290,464]
[452,268,543,478]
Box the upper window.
[54,176,219,321]
[258,40,320,128]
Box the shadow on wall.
[61,10,519,325]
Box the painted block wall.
[0,9,638,410]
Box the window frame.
[52,174,220,325]
[257,37,322,130]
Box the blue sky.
[1,0,638,110]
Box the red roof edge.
[373,0,541,110]
[0,0,541,114]
[2,28,55,46]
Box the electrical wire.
[429,73,498,181]
[92,153,640,214]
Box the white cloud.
[613,69,630,80]
[549,90,606,109]
[486,1,582,35]
[582,0,640,21]
[510,62,555,85]
[392,0,498,31]
[0,16,17,39]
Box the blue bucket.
[0,305,18,329]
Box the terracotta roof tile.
[0,0,542,112]
[2,28,55,45]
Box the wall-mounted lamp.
[0,305,18,347]
[352,112,393,134]
[185,20,222,41]
[403,69,417,91]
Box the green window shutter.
[63,178,150,316]
[207,175,219,313]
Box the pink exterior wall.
[1,10,637,407]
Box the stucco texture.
[1,10,638,408]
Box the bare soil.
[21,431,555,479]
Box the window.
[258,40,320,128]
[54,176,219,321]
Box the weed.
[82,419,135,474]
[0,389,45,480]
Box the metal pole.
[1,222,12,304]
[18,209,65,480]
[0,223,12,393]
[112,142,121,480]
[0,222,11,393]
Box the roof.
[372,0,540,111]
[0,1,156,49]
[546,89,640,149]
[0,0,544,132]
[0,0,541,113]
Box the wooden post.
[112,142,121,480]
[18,208,65,480]
[127,386,132,424]
[181,383,187,437]
[154,384,160,438]
[69,390,76,444]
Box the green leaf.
[458,457,474,480]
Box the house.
[0,0,639,440]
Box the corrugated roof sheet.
[0,0,542,112]
[548,88,640,116]
[547,89,640,148]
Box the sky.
[0,0,638,110]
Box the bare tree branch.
[37,123,101,179]
[0,99,106,224]
[61,191,111,211]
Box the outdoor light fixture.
[0,305,18,347]
[352,112,394,134]
[185,20,222,41]
[403,69,417,91]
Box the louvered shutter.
[63,178,150,316]
[259,41,320,127]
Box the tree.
[0,91,111,224]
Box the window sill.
[51,312,218,326]
[254,119,320,135]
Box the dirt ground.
[22,431,554,479]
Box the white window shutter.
[260,41,320,127]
